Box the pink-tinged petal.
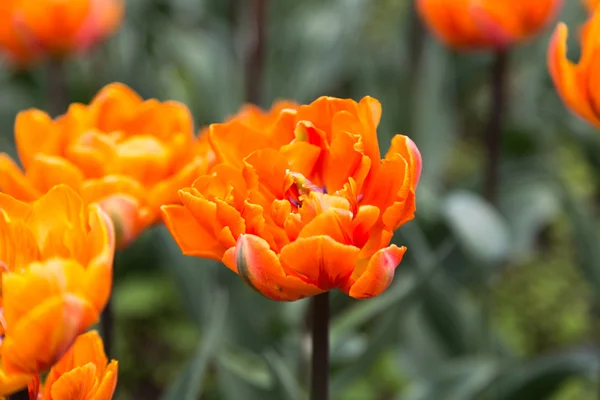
[279,236,359,291]
[348,245,407,299]
[232,234,323,301]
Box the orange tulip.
[548,7,600,127]
[0,82,213,248]
[163,96,422,301]
[27,330,117,400]
[416,0,562,50]
[0,185,114,383]
[585,0,599,12]
[0,0,123,64]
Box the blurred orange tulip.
[0,82,213,248]
[28,330,117,400]
[0,0,124,64]
[416,0,562,50]
[163,96,422,301]
[585,0,599,12]
[548,7,600,127]
[0,185,114,383]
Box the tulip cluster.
[0,83,214,248]
[0,185,117,398]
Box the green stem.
[46,57,68,117]
[311,292,329,400]
[484,50,509,204]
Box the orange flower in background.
[163,96,422,301]
[548,7,600,127]
[585,0,599,12]
[0,82,213,248]
[28,330,118,400]
[0,0,124,64]
[0,184,114,385]
[416,0,563,50]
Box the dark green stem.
[9,389,29,400]
[484,50,509,204]
[245,0,266,104]
[46,57,68,117]
[311,292,329,400]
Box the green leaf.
[216,344,274,390]
[156,227,216,327]
[161,290,229,400]
[331,311,398,396]
[264,350,307,400]
[485,350,599,400]
[405,358,499,400]
[559,178,600,307]
[442,190,511,265]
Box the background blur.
[1,0,599,399]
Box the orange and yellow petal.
[348,245,407,299]
[227,234,323,301]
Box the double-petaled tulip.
[548,6,600,127]
[416,0,562,50]
[27,330,117,400]
[163,96,422,301]
[0,0,124,65]
[0,184,114,391]
[0,82,213,248]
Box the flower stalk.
[9,389,28,400]
[47,57,68,118]
[246,0,266,104]
[311,292,329,400]
[484,50,509,204]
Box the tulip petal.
[297,208,353,245]
[548,22,600,126]
[386,135,422,190]
[79,175,147,206]
[348,245,406,299]
[148,157,208,211]
[161,204,225,260]
[15,109,63,170]
[2,293,98,375]
[26,154,85,194]
[210,122,273,168]
[0,154,39,201]
[92,360,118,399]
[51,363,97,399]
[322,112,363,191]
[85,204,115,311]
[295,97,358,139]
[230,234,323,301]
[361,155,410,217]
[279,236,359,291]
[357,96,382,163]
[27,185,88,262]
[382,190,416,231]
[0,368,31,397]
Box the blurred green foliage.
[1,0,600,399]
